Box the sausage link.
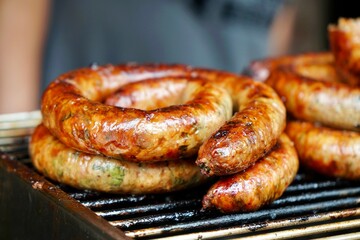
[286,121,360,180]
[202,133,298,213]
[196,78,286,176]
[329,18,360,86]
[246,52,334,82]
[266,67,360,131]
[30,124,208,194]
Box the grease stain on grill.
[247,222,268,232]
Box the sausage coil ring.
[249,54,360,179]
[42,65,233,162]
[41,64,286,176]
[107,74,287,176]
[30,124,208,194]
[246,18,360,180]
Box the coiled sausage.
[42,67,232,162]
[41,64,286,176]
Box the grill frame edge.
[0,155,130,240]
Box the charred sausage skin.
[202,134,298,213]
[286,121,360,180]
[30,124,208,194]
[41,64,286,176]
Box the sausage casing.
[30,124,208,194]
[105,71,286,176]
[41,64,285,176]
[196,78,286,176]
[202,134,299,212]
[329,18,360,86]
[265,63,360,131]
[286,121,360,180]
[42,68,232,162]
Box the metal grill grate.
[1,111,360,240]
[65,173,360,239]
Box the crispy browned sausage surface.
[247,52,335,82]
[42,67,232,162]
[248,50,360,132]
[41,64,285,176]
[245,18,360,182]
[196,78,286,176]
[202,133,298,213]
[286,121,360,180]
[30,124,208,194]
[248,19,360,131]
[329,18,360,86]
[105,77,203,110]
[266,66,360,131]
[106,73,286,176]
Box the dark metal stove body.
[1,111,360,240]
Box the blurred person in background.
[0,0,298,114]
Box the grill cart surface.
[1,111,360,240]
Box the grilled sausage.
[30,124,208,194]
[196,78,286,176]
[245,19,360,182]
[246,52,335,82]
[105,77,232,114]
[286,121,360,180]
[329,18,360,86]
[42,67,232,162]
[202,133,298,213]
[266,66,360,131]
[249,51,360,132]
[41,64,285,176]
[106,72,283,175]
[249,18,360,87]
[106,71,286,176]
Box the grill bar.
[97,199,202,218]
[237,218,360,240]
[285,180,352,192]
[316,232,360,240]
[273,187,360,205]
